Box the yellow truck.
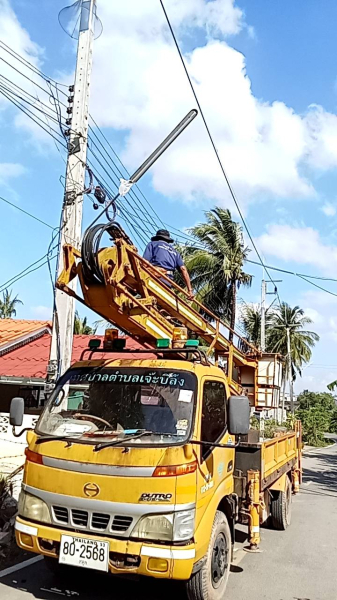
[10,224,302,600]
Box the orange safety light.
[153,461,197,477]
[103,328,119,349]
[172,327,188,349]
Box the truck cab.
[13,345,250,599]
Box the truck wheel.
[270,477,292,530]
[186,511,231,600]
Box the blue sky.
[1,0,337,392]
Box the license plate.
[59,535,109,572]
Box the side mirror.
[228,395,250,436]
[10,397,24,427]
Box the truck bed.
[235,432,297,490]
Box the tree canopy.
[0,289,23,319]
[180,207,252,337]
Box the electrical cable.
[0,196,54,229]
[246,258,337,283]
[159,0,282,306]
[0,252,57,293]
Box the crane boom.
[56,223,282,408]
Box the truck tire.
[270,476,292,530]
[185,511,231,600]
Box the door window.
[201,381,227,459]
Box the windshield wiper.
[94,430,156,452]
[36,435,74,445]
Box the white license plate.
[59,535,109,572]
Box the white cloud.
[0,162,26,183]
[321,202,336,217]
[4,0,337,205]
[255,223,337,275]
[81,0,337,207]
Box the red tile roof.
[0,319,51,354]
[0,334,149,379]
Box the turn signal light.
[25,449,43,465]
[153,461,197,477]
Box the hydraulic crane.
[56,221,282,409]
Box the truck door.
[196,379,235,526]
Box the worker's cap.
[151,229,174,243]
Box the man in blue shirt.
[143,229,194,300]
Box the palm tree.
[181,208,252,338]
[267,302,319,380]
[73,311,94,335]
[240,302,262,347]
[0,289,23,318]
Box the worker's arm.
[180,265,194,300]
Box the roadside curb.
[303,441,336,455]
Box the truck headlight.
[131,509,195,542]
[18,491,51,524]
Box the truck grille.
[52,505,133,534]
[111,516,133,532]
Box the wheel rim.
[211,532,229,589]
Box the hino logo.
[139,493,172,502]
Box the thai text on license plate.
[59,535,109,572]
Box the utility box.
[256,354,282,408]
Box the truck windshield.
[37,367,197,446]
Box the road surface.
[1,440,337,600]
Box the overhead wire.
[159,0,282,307]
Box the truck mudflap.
[15,517,196,580]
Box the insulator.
[68,96,74,103]
[69,85,74,93]
[66,107,73,114]
[93,203,99,210]
[66,118,72,125]
[64,129,71,137]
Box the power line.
[0,196,54,229]
[0,252,57,293]
[247,258,337,283]
[159,0,282,306]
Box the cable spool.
[81,222,133,284]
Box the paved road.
[1,441,337,600]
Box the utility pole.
[286,326,294,413]
[260,279,281,352]
[48,0,96,384]
[261,279,266,351]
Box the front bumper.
[15,517,195,580]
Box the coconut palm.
[0,289,23,318]
[73,311,95,335]
[267,302,319,380]
[240,303,262,347]
[181,208,252,338]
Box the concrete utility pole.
[261,279,266,351]
[48,0,96,382]
[286,326,294,413]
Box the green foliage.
[73,311,95,335]
[180,208,252,333]
[250,416,291,439]
[241,302,319,380]
[267,303,319,381]
[0,289,23,318]
[296,390,337,446]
